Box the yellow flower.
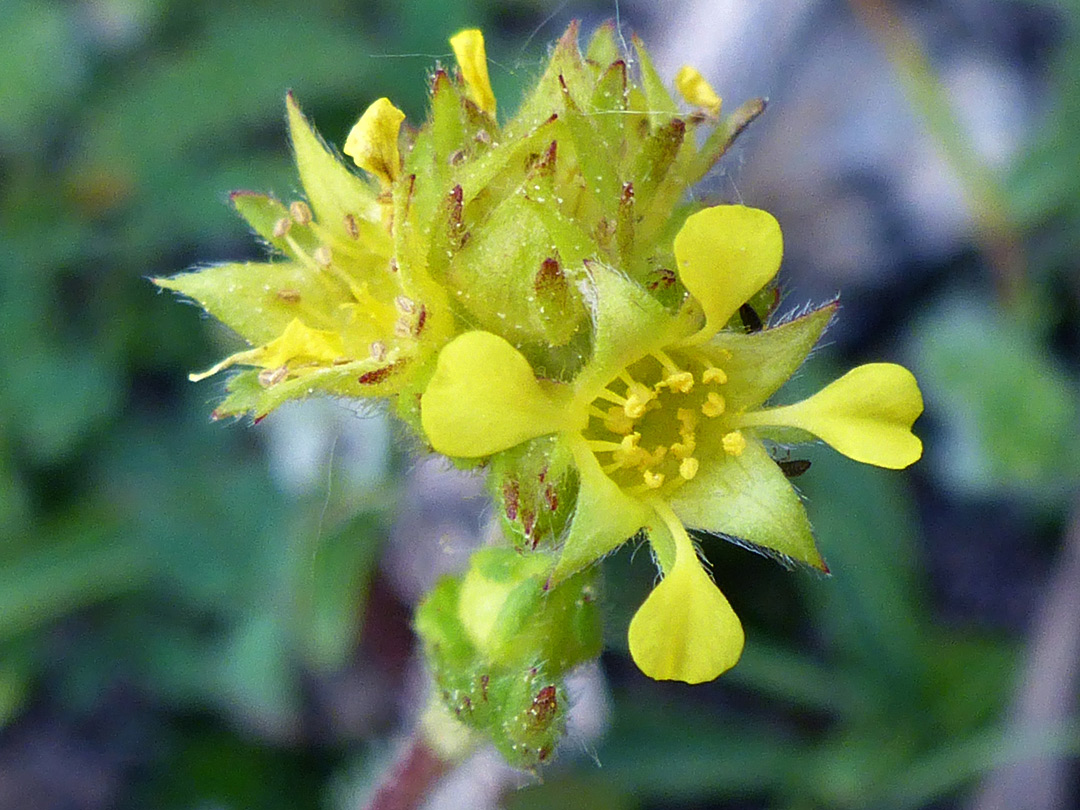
[420,204,923,683]
[156,94,451,420]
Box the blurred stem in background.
[849,0,1026,308]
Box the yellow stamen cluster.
[586,351,734,491]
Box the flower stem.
[849,0,1026,308]
[361,735,450,810]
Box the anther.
[679,457,700,480]
[722,431,747,456]
[289,200,313,225]
[659,370,694,393]
[370,341,387,361]
[623,380,655,419]
[343,213,360,239]
[603,406,636,435]
[394,295,416,314]
[702,366,727,384]
[643,470,665,489]
[276,289,301,303]
[313,246,333,267]
[258,366,288,387]
[272,217,291,238]
[702,392,726,418]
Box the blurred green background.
[2,0,1079,808]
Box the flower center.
[583,349,746,493]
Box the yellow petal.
[420,331,582,458]
[740,363,924,469]
[627,512,744,684]
[343,98,405,188]
[189,318,345,382]
[675,65,721,116]
[450,29,497,116]
[673,206,783,345]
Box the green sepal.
[669,438,824,569]
[285,93,383,241]
[584,20,620,67]
[707,303,837,412]
[629,116,685,210]
[572,262,683,397]
[488,434,578,553]
[211,356,405,420]
[507,22,590,137]
[688,97,767,185]
[429,70,467,179]
[155,261,338,345]
[631,34,678,129]
[551,434,653,582]
[588,59,629,169]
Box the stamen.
[343,213,360,239]
[596,388,628,407]
[701,392,725,418]
[702,365,727,384]
[624,380,655,418]
[603,406,636,435]
[670,439,695,459]
[258,366,288,387]
[642,470,665,489]
[370,341,387,361]
[679,457,700,480]
[658,370,694,393]
[290,201,313,225]
[722,431,747,456]
[272,217,291,238]
[587,439,629,453]
[313,245,333,267]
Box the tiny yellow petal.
[420,331,580,458]
[189,318,345,382]
[674,206,783,345]
[628,518,744,683]
[344,98,405,188]
[675,65,721,117]
[741,363,924,469]
[450,29,497,116]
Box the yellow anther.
[679,457,700,480]
[722,431,747,456]
[702,392,726,418]
[344,97,406,189]
[675,65,722,117]
[659,370,694,393]
[449,29,497,116]
[313,245,333,267]
[343,213,360,239]
[258,365,288,388]
[289,200,313,225]
[614,433,650,468]
[703,366,727,385]
[676,407,698,427]
[643,470,665,489]
[624,380,655,419]
[670,439,696,460]
[604,406,636,435]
